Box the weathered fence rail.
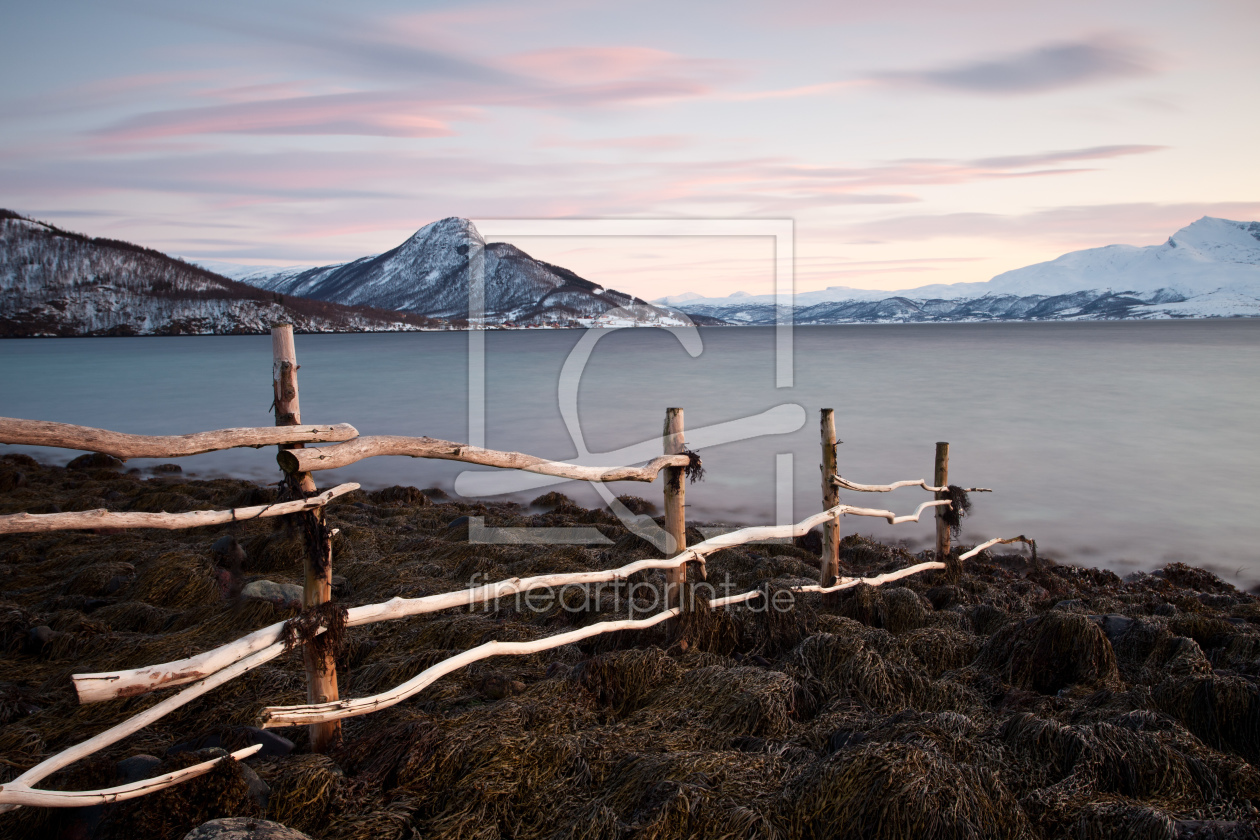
[0,483,359,535]
[0,417,358,459]
[276,435,691,480]
[0,326,1032,813]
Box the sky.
[1,0,1258,300]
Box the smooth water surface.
[2,322,1257,586]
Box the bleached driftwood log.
[74,555,695,703]
[0,745,261,807]
[957,536,1035,561]
[0,483,359,535]
[710,589,762,608]
[277,435,691,481]
[0,417,358,459]
[791,561,948,594]
[74,498,951,703]
[259,532,972,729]
[260,608,682,727]
[832,475,992,494]
[0,643,288,814]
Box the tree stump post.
[663,408,687,609]
[934,441,957,579]
[271,325,341,752]
[819,409,841,587]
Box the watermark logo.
[466,572,797,618]
[458,219,801,545]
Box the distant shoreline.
[5,313,1260,339]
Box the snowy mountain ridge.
[0,211,441,337]
[234,218,694,327]
[661,217,1260,323]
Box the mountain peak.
[235,216,685,326]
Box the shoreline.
[2,454,1260,838]
[4,315,1260,340]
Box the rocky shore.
[1,454,1259,840]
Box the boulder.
[241,580,303,606]
[236,726,294,758]
[477,673,526,700]
[330,574,352,599]
[1099,613,1134,644]
[369,485,430,506]
[182,818,311,840]
[25,625,61,654]
[168,727,294,760]
[67,452,123,471]
[238,762,270,812]
[211,536,247,568]
[116,754,162,783]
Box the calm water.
[2,322,1258,587]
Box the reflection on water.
[2,321,1258,587]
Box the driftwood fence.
[0,325,1032,812]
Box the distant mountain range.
[3,211,1257,337]
[0,210,441,337]
[659,217,1260,324]
[218,217,695,327]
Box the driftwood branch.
[74,498,954,703]
[791,561,948,595]
[832,475,992,494]
[0,483,360,535]
[260,539,966,729]
[74,555,694,703]
[958,536,1035,561]
[0,643,288,814]
[0,745,261,808]
[277,435,690,482]
[0,417,358,459]
[260,608,682,727]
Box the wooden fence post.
[271,325,341,752]
[934,441,956,578]
[819,409,840,587]
[663,408,686,608]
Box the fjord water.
[3,321,1258,587]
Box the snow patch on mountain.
[666,217,1260,323]
[0,213,435,337]
[238,217,692,327]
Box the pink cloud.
[94,93,458,141]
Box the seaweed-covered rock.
[1113,619,1212,684]
[787,741,1029,840]
[614,495,657,515]
[572,647,682,716]
[103,751,259,839]
[369,485,430,506]
[1154,674,1260,763]
[977,611,1119,694]
[649,665,813,737]
[67,452,123,471]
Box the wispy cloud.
[93,92,460,141]
[844,202,1260,247]
[86,42,731,143]
[537,134,691,151]
[970,144,1165,169]
[5,142,1164,228]
[875,35,1160,94]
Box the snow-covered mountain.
[0,211,442,337]
[665,217,1260,324]
[235,217,695,327]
